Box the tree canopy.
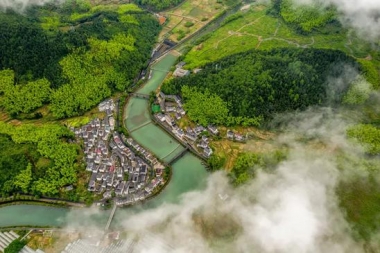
[0,74,51,116]
[162,48,359,124]
[347,124,380,155]
[0,4,161,118]
[4,239,26,253]
[0,123,79,196]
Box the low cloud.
[109,108,366,253]
[289,0,380,41]
[0,0,59,12]
[115,155,363,253]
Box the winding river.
[0,53,208,228]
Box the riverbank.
[0,195,85,208]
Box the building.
[227,130,234,139]
[165,115,175,126]
[185,131,197,142]
[208,125,219,135]
[235,134,245,142]
[173,68,190,78]
[194,125,205,135]
[204,147,213,157]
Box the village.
[71,99,166,207]
[69,61,247,207]
[153,62,246,159]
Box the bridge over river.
[130,93,150,100]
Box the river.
[0,53,208,228]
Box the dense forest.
[0,122,80,197]
[162,48,360,125]
[0,2,160,118]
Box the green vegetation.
[229,153,263,185]
[343,77,373,105]
[338,175,380,242]
[336,154,380,241]
[0,3,160,119]
[220,13,243,26]
[0,123,80,197]
[0,71,51,116]
[133,0,184,11]
[277,0,336,33]
[181,86,229,126]
[347,124,380,155]
[183,4,377,72]
[163,167,171,181]
[184,21,194,28]
[228,150,288,185]
[4,239,26,253]
[0,134,39,197]
[163,48,359,123]
[207,154,226,171]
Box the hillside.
[0,1,160,119]
[182,2,380,74]
[0,1,160,199]
[162,48,359,125]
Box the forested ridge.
[162,48,359,125]
[0,2,160,118]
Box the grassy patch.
[183,4,378,70]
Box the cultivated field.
[159,0,230,42]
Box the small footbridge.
[105,202,117,231]
[130,93,150,100]
[166,147,189,165]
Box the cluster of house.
[155,92,218,158]
[226,129,246,142]
[71,99,165,207]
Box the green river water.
[0,53,208,228]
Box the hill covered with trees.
[0,2,160,119]
[162,48,359,126]
[0,1,161,199]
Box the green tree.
[14,163,33,193]
[347,124,380,154]
[4,239,26,253]
[182,86,229,126]
[230,153,263,185]
[207,154,225,171]
[0,73,51,115]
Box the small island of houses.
[71,99,166,207]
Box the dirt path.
[166,13,201,22]
[214,16,316,50]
